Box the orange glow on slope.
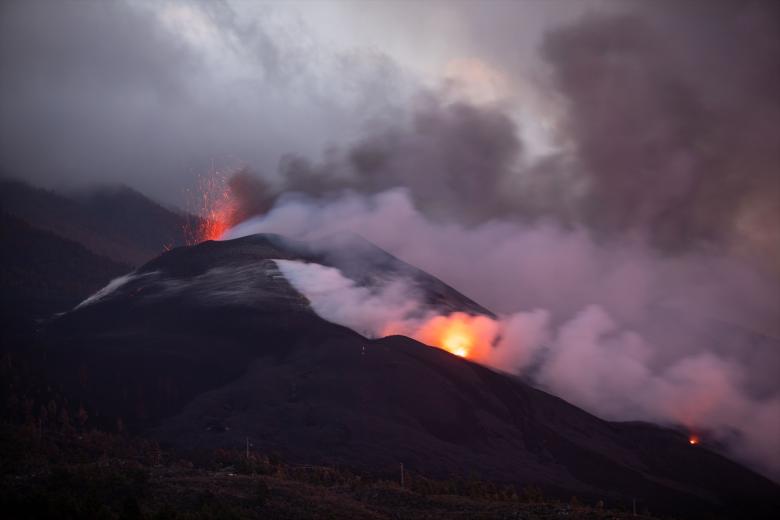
[688,434,700,446]
[443,329,471,357]
[184,170,235,244]
[408,312,500,360]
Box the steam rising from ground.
[230,189,780,480]
[275,259,420,338]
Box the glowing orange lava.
[688,434,700,446]
[412,312,500,360]
[444,331,470,357]
[184,170,235,244]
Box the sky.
[0,0,598,203]
[1,0,779,478]
[2,0,777,266]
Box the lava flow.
[184,170,236,244]
[688,434,700,446]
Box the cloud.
[0,0,412,204]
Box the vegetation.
[0,420,662,520]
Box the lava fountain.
[184,169,236,244]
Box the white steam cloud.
[275,259,421,338]
[227,189,780,480]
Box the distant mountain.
[0,179,190,266]
[0,212,130,336]
[40,233,780,519]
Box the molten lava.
[412,312,499,360]
[443,331,471,357]
[688,434,700,446]
[184,170,235,244]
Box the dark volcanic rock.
[42,234,779,519]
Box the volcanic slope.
[44,234,779,518]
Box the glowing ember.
[184,169,235,244]
[688,434,700,445]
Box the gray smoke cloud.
[540,0,780,261]
[221,0,780,276]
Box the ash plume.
[226,169,276,226]
[215,2,780,480]
[276,95,523,225]
[541,0,780,262]
[224,0,780,275]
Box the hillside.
[34,233,780,519]
[0,212,130,336]
[0,179,190,266]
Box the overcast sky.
[0,0,600,206]
[2,0,778,264]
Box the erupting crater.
[184,170,236,244]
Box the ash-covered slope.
[44,234,779,518]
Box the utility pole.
[246,436,250,460]
[400,462,405,488]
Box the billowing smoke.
[227,187,780,480]
[540,0,780,265]
[216,0,780,480]
[275,259,422,338]
[223,0,780,276]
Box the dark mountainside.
[31,233,780,519]
[0,179,191,266]
[0,212,130,337]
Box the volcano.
[40,233,779,518]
